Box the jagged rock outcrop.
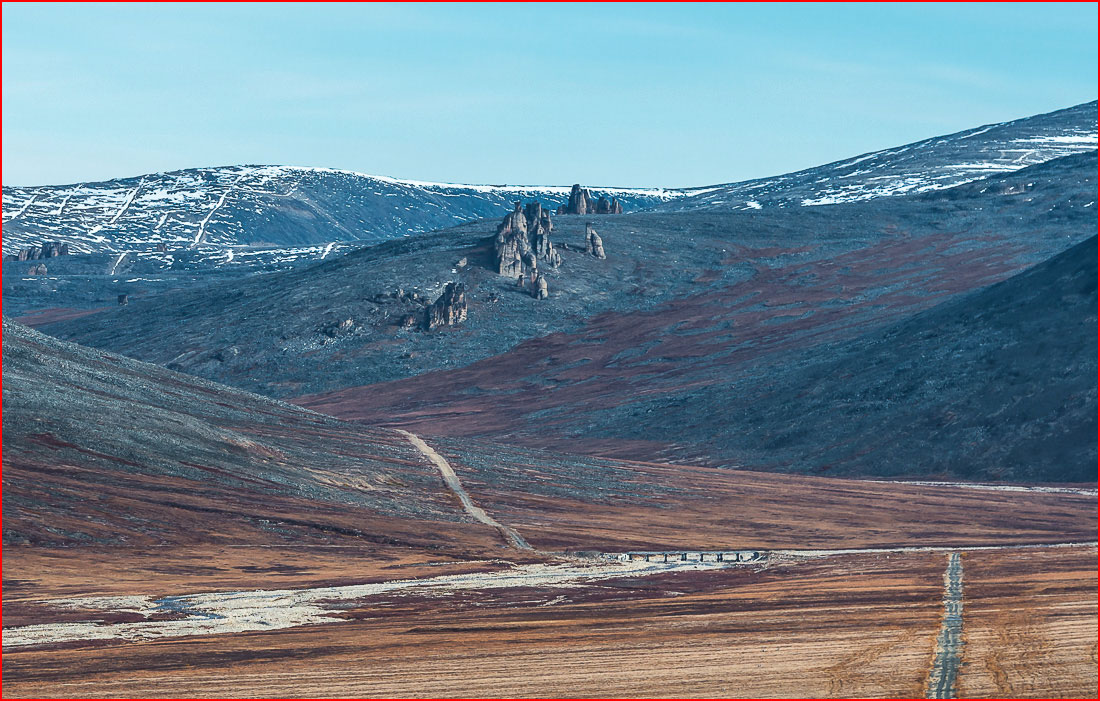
[585,223,606,259]
[495,201,561,275]
[557,185,622,215]
[557,184,592,215]
[10,242,69,262]
[372,288,426,305]
[595,195,623,214]
[523,201,543,224]
[425,282,468,329]
[320,318,359,338]
[495,202,532,277]
[42,241,68,258]
[27,264,48,275]
[524,201,562,268]
[533,273,549,300]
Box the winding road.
[395,428,532,550]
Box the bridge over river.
[602,551,764,563]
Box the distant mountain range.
[3,101,1095,265]
[0,166,695,259]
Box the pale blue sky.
[2,2,1096,187]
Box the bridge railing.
[603,551,763,563]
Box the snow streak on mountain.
[661,101,1097,211]
[2,101,1095,266]
[1,166,693,259]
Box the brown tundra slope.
[1,317,508,555]
[3,316,1094,558]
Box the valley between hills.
[2,101,1097,698]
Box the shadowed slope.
[609,234,1097,480]
[4,316,1093,555]
[0,318,501,550]
[298,159,1097,481]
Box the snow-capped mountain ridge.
[1,165,697,259]
[279,165,696,198]
[3,101,1095,260]
[660,100,1097,211]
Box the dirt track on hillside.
[396,429,531,550]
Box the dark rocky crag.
[10,242,69,262]
[525,202,563,268]
[557,184,623,215]
[425,282,468,329]
[494,202,533,277]
[494,201,562,277]
[584,223,606,259]
[597,194,623,214]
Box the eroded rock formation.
[320,318,359,338]
[425,282,468,329]
[533,273,549,300]
[557,185,622,215]
[558,184,592,215]
[27,264,48,275]
[585,223,606,259]
[11,242,69,262]
[600,195,623,214]
[495,201,561,276]
[495,202,532,277]
[42,242,67,258]
[525,202,563,269]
